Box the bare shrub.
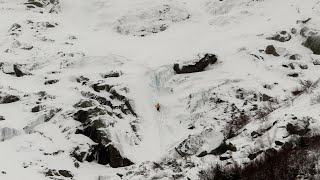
[225,112,250,139]
[255,101,279,122]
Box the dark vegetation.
[225,112,250,139]
[199,135,320,180]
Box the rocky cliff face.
[1,0,320,180]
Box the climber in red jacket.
[155,103,160,112]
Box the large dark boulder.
[31,105,44,112]
[73,107,108,124]
[74,119,133,168]
[286,117,310,135]
[248,150,263,160]
[265,45,280,56]
[260,94,272,101]
[303,35,320,55]
[108,144,133,167]
[13,64,24,77]
[73,99,97,108]
[76,119,108,144]
[173,54,217,74]
[92,83,113,92]
[0,94,20,104]
[86,144,133,168]
[74,110,89,124]
[210,141,237,155]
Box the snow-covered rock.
[114,3,190,36]
[0,0,320,179]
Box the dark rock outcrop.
[0,94,20,104]
[287,73,299,77]
[74,107,108,124]
[102,71,122,78]
[44,79,59,85]
[85,86,137,117]
[9,23,21,32]
[264,148,277,158]
[76,120,108,144]
[92,84,113,93]
[86,144,133,168]
[210,141,237,155]
[220,154,231,161]
[299,64,308,69]
[73,99,96,108]
[248,150,263,160]
[197,151,208,157]
[76,76,89,85]
[260,94,272,102]
[289,54,302,60]
[74,110,90,124]
[313,60,320,65]
[71,146,87,162]
[251,131,262,138]
[173,54,217,74]
[45,169,73,178]
[267,31,291,42]
[21,45,33,50]
[275,141,284,146]
[24,0,60,13]
[286,117,310,135]
[74,115,133,167]
[13,64,24,77]
[298,18,312,24]
[72,136,133,168]
[25,1,44,8]
[300,27,318,38]
[303,35,320,55]
[265,45,280,56]
[31,105,43,112]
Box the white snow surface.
[1,0,320,179]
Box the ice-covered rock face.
[176,129,224,157]
[2,0,320,179]
[114,4,190,36]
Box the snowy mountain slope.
[1,0,320,179]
